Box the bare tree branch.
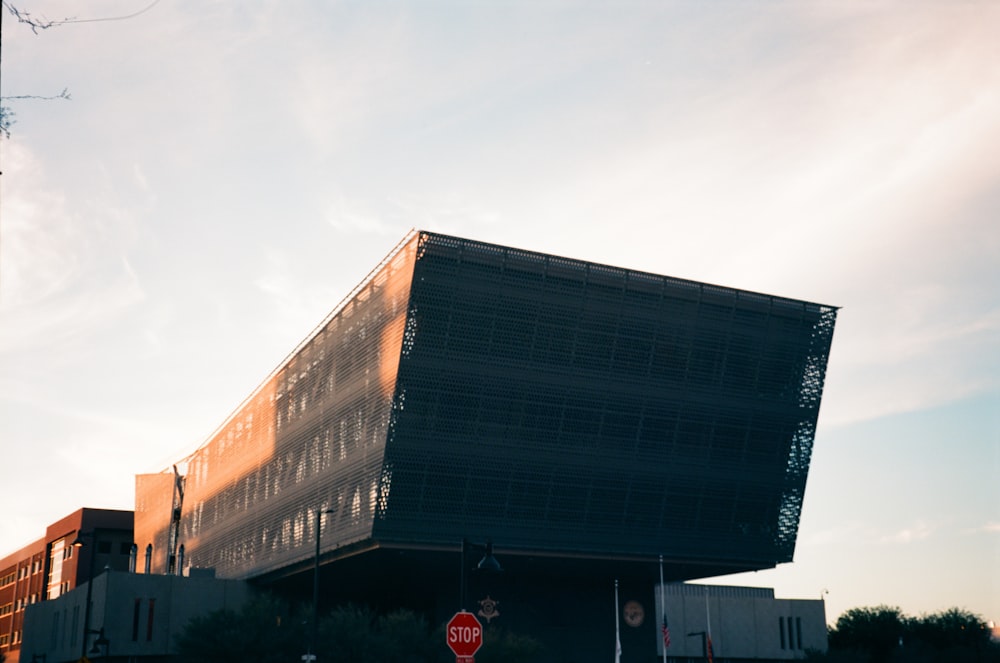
[2,0,162,33]
[1,0,65,33]
[3,87,72,102]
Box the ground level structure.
[20,568,251,663]
[656,583,827,661]
[119,229,839,662]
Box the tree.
[374,608,443,663]
[476,627,545,663]
[828,605,907,662]
[315,604,380,663]
[175,595,545,663]
[822,605,1000,663]
[174,594,306,663]
[902,608,998,663]
[1,0,161,137]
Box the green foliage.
[374,609,443,662]
[175,593,543,663]
[828,605,907,662]
[908,608,989,651]
[819,605,1000,663]
[477,626,545,663]
[174,594,305,663]
[317,604,380,662]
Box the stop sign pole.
[446,611,483,662]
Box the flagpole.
[705,585,713,663]
[660,555,670,663]
[614,579,622,663]
[705,584,711,636]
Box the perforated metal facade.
[135,230,836,581]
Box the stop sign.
[446,611,483,657]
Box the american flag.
[707,634,714,663]
[661,615,671,649]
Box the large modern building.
[123,229,838,662]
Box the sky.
[1,0,997,627]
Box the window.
[51,610,60,649]
[146,598,156,641]
[779,616,786,649]
[132,598,141,641]
[70,605,79,647]
[49,538,67,599]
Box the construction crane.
[167,464,185,574]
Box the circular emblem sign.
[623,600,645,627]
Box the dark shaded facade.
[21,570,252,663]
[375,234,835,570]
[135,230,836,661]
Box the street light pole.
[72,530,98,661]
[309,508,335,662]
[460,538,467,611]
[459,539,501,612]
[687,631,707,661]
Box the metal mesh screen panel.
[134,473,175,572]
[135,236,418,579]
[373,232,837,567]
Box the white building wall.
[20,570,253,662]
[654,583,827,660]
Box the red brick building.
[0,508,133,662]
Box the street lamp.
[459,539,502,612]
[307,508,336,663]
[687,631,707,661]
[89,627,110,657]
[71,530,104,661]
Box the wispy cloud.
[879,522,935,545]
[390,193,502,236]
[0,144,145,357]
[802,523,867,547]
[325,193,397,237]
[964,522,1000,536]
[804,521,946,547]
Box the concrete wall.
[20,570,252,663]
[653,583,828,660]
